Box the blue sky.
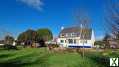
[0,0,106,40]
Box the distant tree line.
[17,28,53,47]
[0,28,53,48]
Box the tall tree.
[74,9,92,57]
[105,0,119,39]
[36,28,53,41]
[17,29,37,44]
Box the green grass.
[0,48,118,67]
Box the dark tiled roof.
[59,27,92,40]
[60,27,81,33]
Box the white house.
[57,27,95,48]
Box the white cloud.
[17,0,43,11]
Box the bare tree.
[74,9,92,57]
[105,0,119,39]
[74,9,91,28]
[0,28,13,40]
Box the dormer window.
[66,33,72,37]
[71,33,77,37]
[60,33,65,37]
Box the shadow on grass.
[0,61,22,67]
[0,53,50,67]
[0,54,12,58]
[85,53,110,67]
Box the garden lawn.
[0,48,118,67]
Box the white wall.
[57,38,94,47]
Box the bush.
[49,44,59,48]
[3,44,18,50]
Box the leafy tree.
[17,29,37,46]
[17,28,53,47]
[94,41,105,48]
[17,32,26,42]
[36,28,53,47]
[36,28,53,41]
[94,41,103,46]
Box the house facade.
[57,27,95,48]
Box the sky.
[0,0,107,40]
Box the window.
[68,39,73,44]
[74,39,76,44]
[71,33,77,37]
[60,40,64,43]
